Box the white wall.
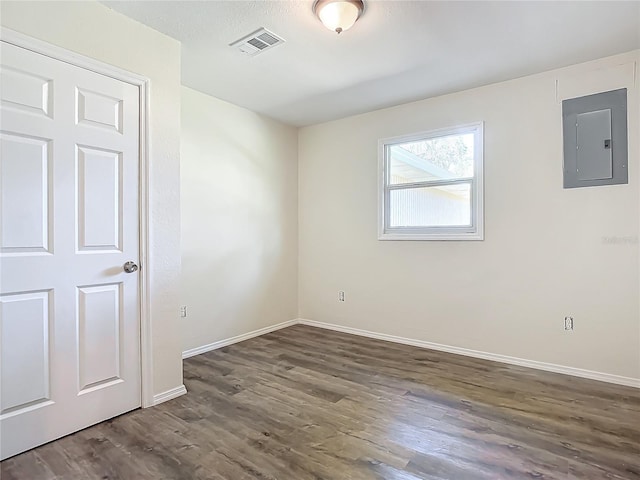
[299,51,640,381]
[1,1,184,398]
[181,87,298,353]
[4,1,636,386]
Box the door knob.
[123,261,139,273]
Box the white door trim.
[0,27,154,408]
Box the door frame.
[1,27,155,408]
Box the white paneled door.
[0,41,141,460]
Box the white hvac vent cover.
[230,28,285,56]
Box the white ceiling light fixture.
[313,0,364,34]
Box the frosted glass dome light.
[313,0,365,34]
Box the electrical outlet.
[338,291,345,302]
[564,316,574,331]
[180,306,187,318]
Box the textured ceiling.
[103,1,640,126]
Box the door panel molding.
[0,27,154,409]
[0,290,53,416]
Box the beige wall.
[1,1,184,397]
[3,1,637,386]
[180,87,298,353]
[299,51,640,381]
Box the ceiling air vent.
[230,28,285,56]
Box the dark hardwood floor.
[2,324,639,479]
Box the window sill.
[378,231,484,241]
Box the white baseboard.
[153,384,187,406]
[180,317,639,389]
[298,318,640,389]
[182,319,299,359]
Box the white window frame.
[378,122,484,241]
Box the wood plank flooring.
[2,324,639,479]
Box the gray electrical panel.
[562,88,627,189]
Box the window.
[378,122,484,240]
